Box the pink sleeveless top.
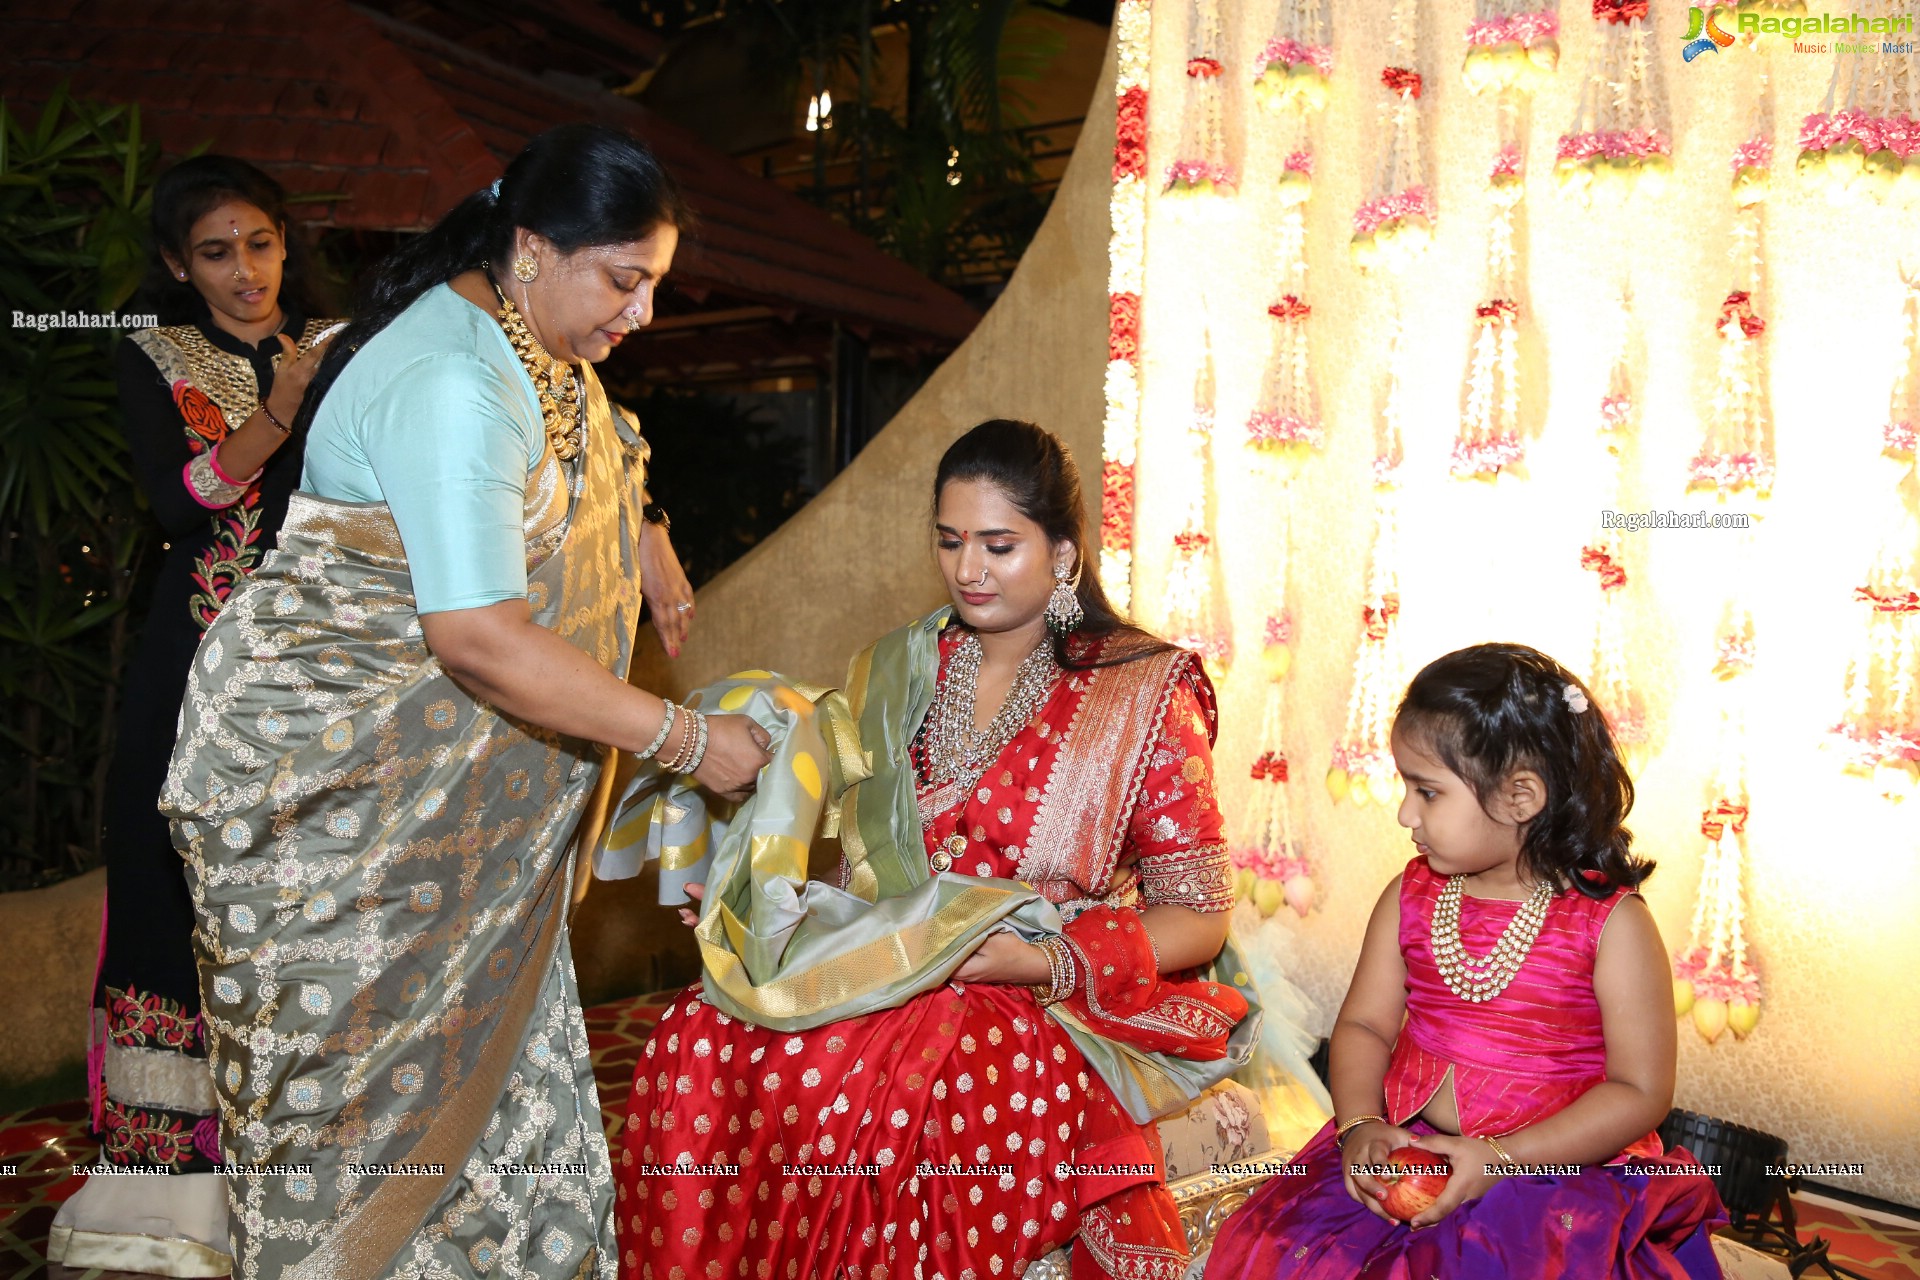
[1385,856,1660,1160]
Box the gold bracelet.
[1483,1134,1516,1166]
[1335,1114,1387,1147]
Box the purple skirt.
[1206,1120,1728,1280]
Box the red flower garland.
[1114,86,1148,183]
[1593,0,1649,22]
[1700,799,1750,840]
[1362,593,1401,641]
[1109,292,1142,363]
[1174,528,1212,554]
[1186,56,1223,78]
[1268,296,1311,322]
[1250,750,1290,782]
[1475,298,1519,324]
[1580,544,1628,592]
[1381,67,1423,99]
[1857,585,1920,614]
[1720,291,1766,338]
[1101,459,1134,552]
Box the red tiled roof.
[2,0,979,344]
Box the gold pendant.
[930,834,966,874]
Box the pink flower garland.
[1449,433,1525,478]
[1688,451,1775,496]
[1886,419,1917,458]
[1247,412,1326,450]
[1352,185,1434,235]
[1259,37,1334,74]
[1800,110,1920,158]
[1599,394,1633,429]
[1556,128,1672,161]
[1730,138,1773,175]
[1285,150,1314,175]
[1465,9,1560,45]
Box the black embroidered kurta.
[91,313,333,1168]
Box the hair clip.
[489,178,502,199]
[1562,683,1590,714]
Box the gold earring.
[512,254,539,283]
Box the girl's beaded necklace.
[1429,874,1556,1003]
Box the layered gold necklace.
[491,279,583,461]
[1429,874,1556,1004]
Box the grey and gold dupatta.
[595,609,1263,1125]
[162,364,643,1280]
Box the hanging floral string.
[1452,145,1526,480]
[1452,3,1553,481]
[1584,321,1650,773]
[1797,0,1920,204]
[1164,350,1232,676]
[1166,0,1235,197]
[1829,274,1920,802]
[1352,0,1433,273]
[1672,610,1764,1044]
[1101,0,1152,611]
[1328,332,1408,809]
[1231,500,1315,917]
[1675,79,1775,1047]
[1462,4,1559,94]
[1253,0,1332,116]
[1689,110,1775,500]
[1555,0,1671,202]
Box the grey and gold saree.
[162,363,643,1280]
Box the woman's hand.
[1339,1120,1419,1223]
[676,882,704,927]
[691,714,771,802]
[267,332,335,424]
[639,521,695,657]
[1403,1133,1505,1229]
[951,931,1049,985]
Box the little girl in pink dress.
[1207,643,1725,1279]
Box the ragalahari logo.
[1685,6,1917,59]
[1682,7,1736,60]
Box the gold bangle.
[1483,1134,1515,1166]
[1335,1114,1387,1147]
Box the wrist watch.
[642,503,670,531]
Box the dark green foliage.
[0,88,163,890]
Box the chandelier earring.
[1045,561,1084,634]
[512,253,540,283]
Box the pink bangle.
[207,443,260,488]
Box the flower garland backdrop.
[1121,0,1920,1207]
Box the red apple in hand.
[1379,1145,1452,1221]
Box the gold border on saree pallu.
[1021,648,1186,898]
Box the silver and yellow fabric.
[162,365,643,1280]
[594,610,1264,1125]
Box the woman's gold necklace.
[1429,874,1556,1003]
[491,279,584,461]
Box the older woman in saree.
[159,124,769,1280]
[609,420,1275,1279]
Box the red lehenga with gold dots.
[616,627,1244,1279]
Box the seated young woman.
[612,420,1282,1279]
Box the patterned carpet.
[1,989,1914,1279]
